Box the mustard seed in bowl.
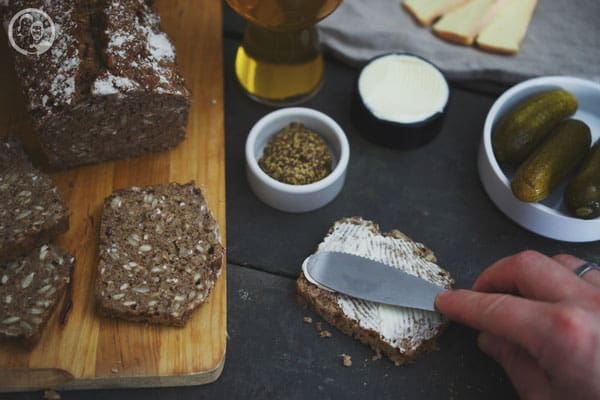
[258,122,333,185]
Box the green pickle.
[493,89,578,164]
[511,119,591,203]
[565,142,600,219]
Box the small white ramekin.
[245,107,350,213]
[478,76,600,242]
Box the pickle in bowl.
[492,89,578,164]
[511,119,591,203]
[565,142,600,219]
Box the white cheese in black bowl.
[351,53,450,149]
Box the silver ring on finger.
[574,262,600,278]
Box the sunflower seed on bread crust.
[95,182,224,327]
[0,244,74,346]
[0,138,69,263]
[297,217,454,366]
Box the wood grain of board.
[0,0,226,391]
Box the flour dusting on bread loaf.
[297,217,454,365]
[2,0,191,169]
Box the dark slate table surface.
[5,3,598,399]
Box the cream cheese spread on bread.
[302,218,454,356]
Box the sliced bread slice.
[95,182,224,327]
[433,0,509,45]
[0,138,70,263]
[0,244,74,346]
[403,0,468,26]
[475,0,538,54]
[297,217,454,366]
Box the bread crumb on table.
[43,389,61,400]
[319,330,332,338]
[303,316,313,324]
[341,354,352,367]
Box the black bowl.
[351,53,449,150]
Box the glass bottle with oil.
[227,0,342,106]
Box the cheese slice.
[433,0,509,45]
[475,0,538,54]
[402,0,468,26]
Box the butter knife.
[303,251,446,312]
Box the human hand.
[435,250,600,400]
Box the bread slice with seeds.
[297,217,454,366]
[0,138,69,263]
[95,182,224,327]
[0,244,74,346]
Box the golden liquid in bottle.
[227,0,342,105]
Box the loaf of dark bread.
[0,138,69,263]
[95,182,223,327]
[297,217,454,366]
[1,0,190,169]
[0,244,74,346]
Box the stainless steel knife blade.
[304,251,446,312]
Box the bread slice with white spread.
[433,0,509,45]
[403,0,468,26]
[296,217,454,365]
[475,0,538,55]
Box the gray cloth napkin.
[317,0,600,85]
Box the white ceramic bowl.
[245,107,350,213]
[478,76,600,242]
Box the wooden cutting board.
[0,0,226,391]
